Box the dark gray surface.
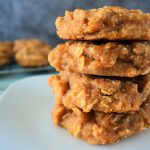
[0,0,150,46]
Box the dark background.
[0,0,150,47]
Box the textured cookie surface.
[51,97,150,144]
[14,39,51,67]
[56,6,150,40]
[49,71,150,113]
[0,42,14,66]
[49,41,150,77]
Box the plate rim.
[0,74,52,102]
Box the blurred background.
[0,0,150,47]
[0,0,150,93]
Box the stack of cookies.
[48,6,150,144]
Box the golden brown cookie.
[0,42,14,66]
[51,97,150,144]
[56,6,150,40]
[13,39,51,67]
[49,71,150,113]
[49,41,150,77]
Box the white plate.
[0,74,150,150]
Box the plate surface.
[0,74,150,150]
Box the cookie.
[13,39,51,67]
[56,6,150,40]
[49,41,150,77]
[51,97,150,144]
[49,71,150,113]
[0,42,14,66]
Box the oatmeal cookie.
[0,42,14,66]
[13,39,51,67]
[51,97,150,144]
[49,71,150,113]
[49,41,150,77]
[56,6,150,40]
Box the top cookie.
[56,6,150,40]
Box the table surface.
[0,72,54,96]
